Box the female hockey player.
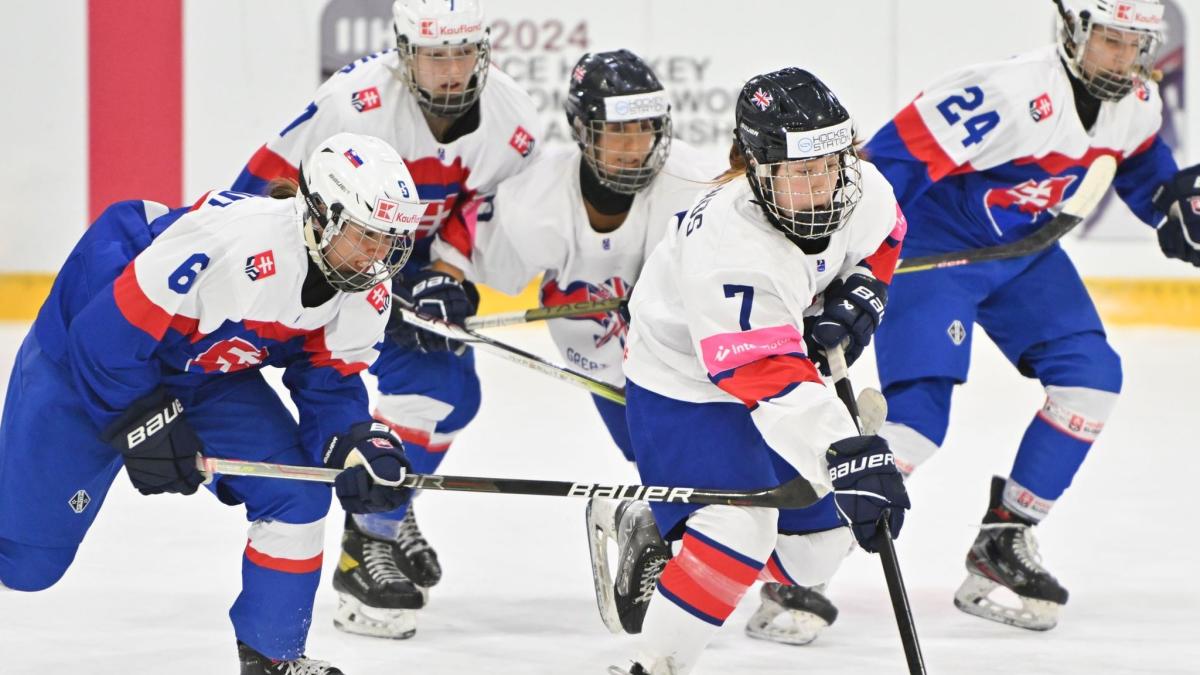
[605,68,911,675]
[232,0,543,640]
[0,133,425,674]
[864,0,1199,631]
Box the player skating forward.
[233,0,542,639]
[606,68,910,675]
[864,0,1199,631]
[0,134,424,674]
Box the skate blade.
[333,595,417,639]
[953,573,1060,631]
[586,498,624,634]
[744,598,829,646]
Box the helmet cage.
[298,167,415,293]
[396,35,491,117]
[572,115,672,194]
[744,146,863,240]
[1061,9,1164,101]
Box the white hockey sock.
[879,421,940,476]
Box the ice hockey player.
[0,133,425,674]
[231,0,542,639]
[864,0,1198,631]
[604,68,911,675]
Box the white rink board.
[0,322,1197,674]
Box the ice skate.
[587,498,671,634]
[238,640,344,675]
[392,504,442,588]
[744,582,838,645]
[332,515,425,639]
[954,476,1068,631]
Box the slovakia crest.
[752,88,773,111]
[366,283,390,315]
[351,87,382,113]
[509,126,535,157]
[190,337,269,374]
[1029,93,1053,122]
[541,277,630,349]
[983,175,1077,232]
[244,251,276,281]
[1135,81,1150,101]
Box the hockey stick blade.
[466,297,626,330]
[894,155,1117,274]
[394,298,626,405]
[197,456,822,509]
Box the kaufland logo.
[419,19,437,37]
[439,21,482,36]
[374,198,400,223]
[1114,1,1164,28]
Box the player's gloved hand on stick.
[827,435,909,553]
[806,273,887,375]
[101,388,206,496]
[388,268,480,354]
[323,421,413,513]
[1152,164,1200,267]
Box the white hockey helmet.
[1055,0,1166,101]
[392,0,491,117]
[298,133,425,293]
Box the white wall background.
[2,0,1197,276]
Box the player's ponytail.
[267,177,299,199]
[713,139,748,185]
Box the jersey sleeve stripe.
[234,144,299,195]
[112,260,173,340]
[892,102,961,181]
[302,331,369,377]
[709,353,823,408]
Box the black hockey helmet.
[564,49,672,194]
[734,67,862,240]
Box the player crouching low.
[0,133,424,674]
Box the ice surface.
[1,321,1197,674]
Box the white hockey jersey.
[435,141,722,386]
[233,50,543,264]
[622,163,905,490]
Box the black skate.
[954,476,1069,631]
[745,582,838,645]
[332,515,425,639]
[238,640,344,675]
[587,498,672,634]
[392,505,442,588]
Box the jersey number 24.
[936,86,1000,148]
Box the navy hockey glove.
[806,274,888,375]
[827,435,909,553]
[388,269,480,354]
[1152,165,1200,267]
[101,389,205,496]
[323,421,413,514]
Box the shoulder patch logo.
[509,126,535,157]
[245,251,277,281]
[1135,81,1150,101]
[351,87,382,113]
[367,283,390,315]
[1029,93,1053,122]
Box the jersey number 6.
[936,86,1000,148]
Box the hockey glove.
[827,435,909,553]
[387,269,480,354]
[101,388,206,496]
[806,273,888,375]
[1152,164,1200,267]
[323,421,413,514]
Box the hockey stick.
[465,297,626,330]
[196,455,822,509]
[893,154,1117,275]
[393,297,627,405]
[825,344,927,675]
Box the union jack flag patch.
[752,88,773,111]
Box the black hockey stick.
[197,455,822,509]
[894,155,1117,275]
[465,297,626,330]
[393,296,627,405]
[825,344,927,675]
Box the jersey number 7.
[936,86,1000,148]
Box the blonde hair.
[267,177,299,199]
[713,140,748,185]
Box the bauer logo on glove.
[827,449,896,481]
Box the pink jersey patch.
[699,325,804,377]
[890,203,908,239]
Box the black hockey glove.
[323,421,412,514]
[1152,164,1200,267]
[827,435,909,553]
[806,273,888,375]
[101,388,206,496]
[387,269,480,354]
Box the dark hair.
[267,177,299,199]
